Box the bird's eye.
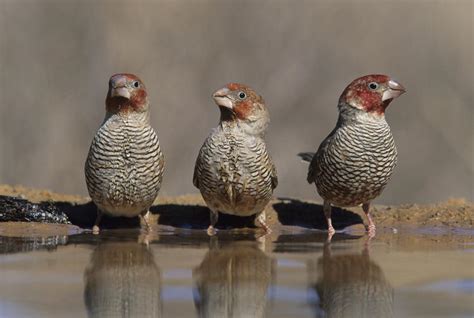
[368,82,379,90]
[132,81,140,88]
[238,91,246,99]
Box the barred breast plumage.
[194,122,275,216]
[85,73,164,232]
[312,115,397,207]
[85,113,164,216]
[193,83,277,235]
[300,74,405,237]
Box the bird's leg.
[92,209,103,234]
[255,210,272,234]
[323,201,335,241]
[207,209,218,236]
[139,210,151,232]
[362,202,376,238]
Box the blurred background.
[0,0,472,204]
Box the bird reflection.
[308,242,393,318]
[84,240,162,318]
[193,239,275,318]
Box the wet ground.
[0,223,473,318]
[0,185,473,317]
[1,184,473,231]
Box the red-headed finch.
[85,73,164,233]
[193,83,278,235]
[299,75,405,237]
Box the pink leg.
[207,209,218,236]
[92,209,103,234]
[255,211,272,234]
[362,202,376,238]
[139,210,151,232]
[323,201,336,239]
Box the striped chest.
[85,115,164,215]
[195,126,274,215]
[315,120,397,206]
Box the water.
[0,226,473,318]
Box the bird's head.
[339,74,405,116]
[105,73,149,114]
[212,83,269,135]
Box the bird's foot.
[207,225,217,236]
[139,211,152,233]
[366,224,376,239]
[257,222,272,235]
[140,223,151,233]
[255,212,272,235]
[92,210,103,235]
[327,226,336,242]
[328,226,336,235]
[92,225,100,235]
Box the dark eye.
[368,82,379,90]
[133,81,140,88]
[238,91,246,99]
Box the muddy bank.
[0,184,472,233]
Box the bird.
[299,74,405,237]
[85,73,164,233]
[193,83,278,235]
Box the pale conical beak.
[382,80,406,101]
[111,86,131,99]
[212,87,233,108]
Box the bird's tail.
[297,152,315,163]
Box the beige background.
[0,0,472,204]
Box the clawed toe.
[259,224,272,235]
[92,225,100,234]
[366,225,376,238]
[207,226,217,236]
[255,211,271,235]
[328,226,336,235]
[327,226,335,242]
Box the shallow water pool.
[0,226,473,317]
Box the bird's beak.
[382,79,406,101]
[110,86,131,99]
[212,87,233,109]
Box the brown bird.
[193,83,278,235]
[299,75,405,237]
[85,73,164,233]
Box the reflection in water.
[84,241,162,318]
[308,242,393,318]
[0,235,68,254]
[193,239,274,318]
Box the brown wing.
[192,156,200,189]
[307,126,338,184]
[270,158,278,190]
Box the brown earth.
[0,184,472,235]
